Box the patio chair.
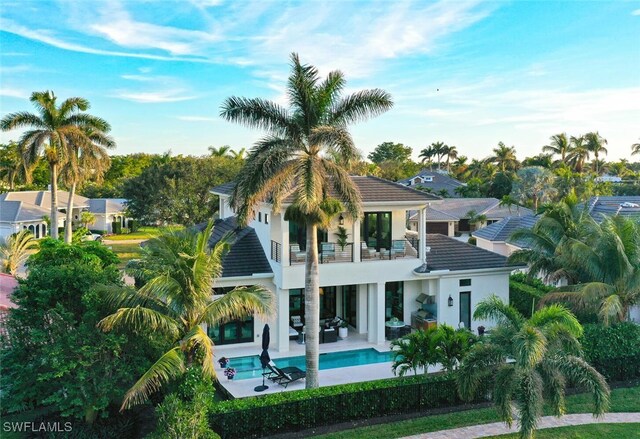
[290,244,306,263]
[274,366,306,388]
[320,242,336,263]
[390,240,406,258]
[291,315,303,329]
[360,242,376,259]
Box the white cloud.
[114,90,197,103]
[632,9,640,16]
[0,88,29,99]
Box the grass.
[484,424,640,438]
[314,385,640,439]
[105,226,182,241]
[108,242,143,268]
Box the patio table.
[385,319,405,340]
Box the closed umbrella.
[254,324,270,392]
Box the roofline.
[216,273,274,282]
[413,265,521,277]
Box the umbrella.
[255,324,270,392]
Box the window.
[258,212,262,222]
[265,214,269,224]
[361,212,392,251]
[460,291,471,329]
[385,281,404,321]
[289,222,327,250]
[459,279,471,287]
[423,176,433,182]
[207,287,254,345]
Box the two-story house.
[209,176,518,353]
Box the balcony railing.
[361,239,420,261]
[270,240,282,263]
[290,242,354,265]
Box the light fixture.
[338,214,344,225]
[448,295,453,307]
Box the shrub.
[111,221,122,234]
[509,273,553,318]
[149,394,219,439]
[467,236,476,245]
[128,220,139,232]
[209,373,486,439]
[581,322,640,381]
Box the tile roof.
[424,198,533,221]
[586,196,640,220]
[472,215,539,246]
[1,190,89,207]
[88,199,128,214]
[0,199,50,223]
[415,234,523,273]
[203,217,272,278]
[397,170,465,197]
[212,175,441,204]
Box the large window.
[385,281,404,321]
[361,212,392,251]
[207,287,254,345]
[289,287,337,324]
[342,285,357,327]
[289,222,328,250]
[460,291,471,330]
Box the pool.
[227,348,393,380]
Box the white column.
[276,288,290,352]
[352,218,361,262]
[418,208,427,261]
[367,282,386,344]
[357,284,368,334]
[282,220,290,265]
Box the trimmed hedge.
[509,273,553,318]
[129,220,139,232]
[581,322,640,381]
[111,221,122,234]
[209,374,485,439]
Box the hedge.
[111,221,122,234]
[581,322,640,381]
[509,274,553,318]
[209,374,486,439]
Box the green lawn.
[106,226,182,241]
[315,385,640,439]
[485,423,640,439]
[108,242,143,268]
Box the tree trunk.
[50,163,59,239]
[64,181,76,244]
[304,221,320,388]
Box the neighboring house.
[87,198,130,233]
[595,174,622,183]
[408,198,533,236]
[208,175,521,352]
[586,196,640,220]
[472,215,539,257]
[0,273,18,344]
[0,190,89,232]
[0,195,50,240]
[397,170,465,198]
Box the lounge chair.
[390,240,406,258]
[290,244,306,263]
[360,242,376,259]
[274,366,306,388]
[291,315,303,330]
[320,242,335,263]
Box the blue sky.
[1,0,639,161]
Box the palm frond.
[220,97,295,137]
[457,343,505,400]
[494,365,516,427]
[329,89,393,126]
[473,295,525,329]
[528,305,582,338]
[515,369,544,439]
[513,326,547,368]
[182,325,216,379]
[199,285,275,326]
[1,112,47,131]
[97,306,180,339]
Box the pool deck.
[214,331,441,398]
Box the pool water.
[227,348,393,380]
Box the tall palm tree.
[418,145,435,170]
[542,133,572,164]
[1,91,110,239]
[452,155,469,180]
[458,296,609,439]
[220,53,392,388]
[584,132,608,175]
[567,135,590,173]
[0,230,38,276]
[208,145,231,157]
[430,141,447,170]
[445,145,458,173]
[98,222,274,409]
[490,142,519,172]
[229,147,246,160]
[540,216,640,325]
[61,128,115,243]
[632,139,640,156]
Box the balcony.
[270,238,420,265]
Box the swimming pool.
[227,348,393,380]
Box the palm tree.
[433,324,476,372]
[229,147,246,160]
[390,328,439,376]
[430,141,447,170]
[540,216,640,325]
[466,209,487,230]
[584,132,608,175]
[631,139,640,156]
[220,53,392,388]
[98,222,274,410]
[418,145,435,170]
[0,141,31,189]
[1,91,110,239]
[61,128,115,243]
[208,145,231,157]
[543,133,572,164]
[452,155,469,180]
[490,142,519,172]
[458,295,609,439]
[0,230,38,276]
[567,135,589,173]
[80,211,96,229]
[445,145,458,173]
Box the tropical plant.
[510,166,558,211]
[0,141,31,189]
[1,91,111,239]
[433,324,476,372]
[81,211,97,229]
[334,226,349,251]
[543,133,572,164]
[466,209,487,230]
[220,52,392,388]
[419,145,435,170]
[390,328,439,376]
[367,141,412,164]
[490,142,519,173]
[0,230,38,275]
[632,139,640,156]
[208,145,231,157]
[229,147,246,160]
[430,141,447,170]
[444,145,458,173]
[457,295,609,439]
[584,132,608,175]
[452,155,469,180]
[98,222,274,409]
[567,135,590,173]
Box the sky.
[1,0,639,161]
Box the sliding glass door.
[361,212,391,251]
[289,222,328,250]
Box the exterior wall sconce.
[448,295,453,307]
[338,214,344,225]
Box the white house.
[208,176,521,353]
[0,196,50,240]
[87,198,130,233]
[472,215,538,257]
[397,170,465,197]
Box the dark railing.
[270,240,281,263]
[289,242,354,265]
[361,239,420,261]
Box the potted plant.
[334,226,350,260]
[338,321,348,339]
[224,367,236,380]
[218,357,229,368]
